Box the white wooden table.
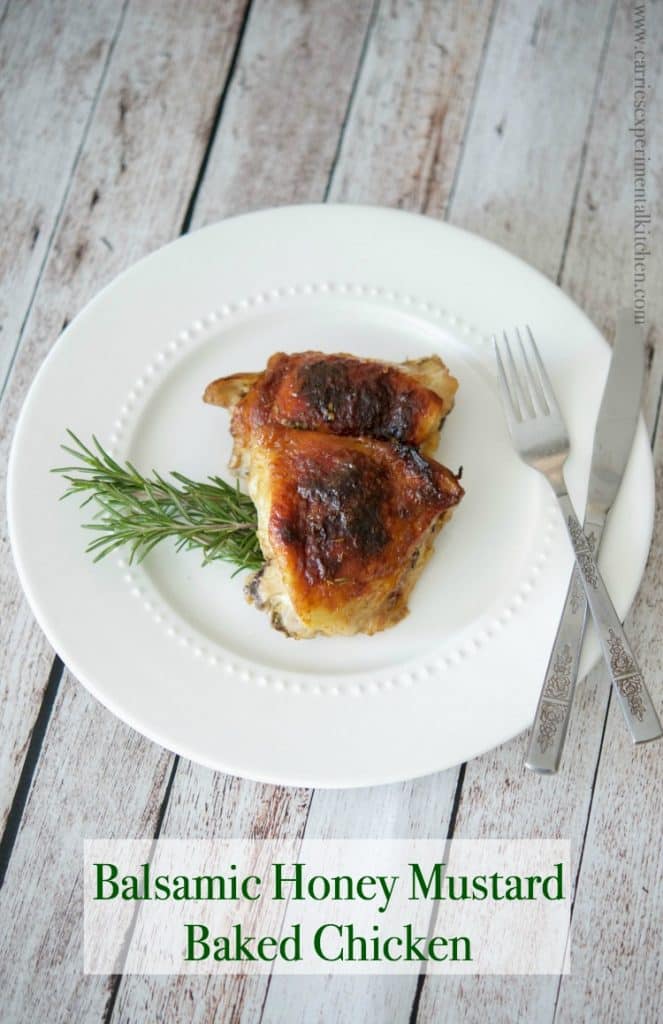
[1,2,661,1021]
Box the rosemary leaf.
[52,430,264,572]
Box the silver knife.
[526,309,648,773]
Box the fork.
[494,327,662,747]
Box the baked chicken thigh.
[204,350,458,472]
[244,426,463,637]
[204,351,463,638]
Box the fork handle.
[525,521,603,773]
[556,494,662,745]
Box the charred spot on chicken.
[204,351,464,638]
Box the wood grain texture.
[553,436,663,1024]
[554,429,663,1024]
[110,761,312,1024]
[0,0,125,392]
[107,2,382,1019]
[1,2,378,1022]
[0,0,661,1021]
[328,0,497,213]
[418,2,663,1021]
[260,778,459,1024]
[0,675,173,1023]
[561,0,663,425]
[447,0,614,277]
[111,2,498,1020]
[259,4,501,1021]
[192,0,376,222]
[0,0,248,839]
[0,2,251,1021]
[553,2,663,1018]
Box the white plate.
[8,205,654,788]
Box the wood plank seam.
[179,0,256,234]
[0,0,254,889]
[322,0,381,202]
[395,4,521,1007]
[555,0,619,287]
[652,380,663,442]
[101,755,181,1024]
[407,762,468,1024]
[242,778,325,1023]
[107,0,391,1010]
[0,655,64,887]
[443,0,501,217]
[411,0,629,1016]
[253,3,527,1018]
[0,0,130,405]
[550,379,663,1022]
[401,0,602,1011]
[253,790,315,1024]
[0,0,130,871]
[550,685,613,1016]
[102,2,397,1014]
[244,8,450,1018]
[0,0,11,33]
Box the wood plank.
[261,778,459,1024]
[111,2,497,1021]
[554,0,663,1017]
[0,675,173,1022]
[108,1,386,1018]
[418,0,663,1019]
[0,3,253,1021]
[0,0,125,391]
[260,2,502,1021]
[560,0,663,424]
[553,418,663,1023]
[328,0,496,213]
[192,0,378,222]
[0,0,12,31]
[446,0,614,278]
[113,1,620,1021]
[110,758,313,1024]
[0,0,248,839]
[1,1,377,1021]
[2,2,658,1023]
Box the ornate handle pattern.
[556,493,661,746]
[525,522,600,773]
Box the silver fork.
[494,327,662,747]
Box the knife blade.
[585,309,645,524]
[526,309,645,773]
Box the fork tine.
[493,335,520,432]
[516,326,549,414]
[525,325,561,416]
[504,330,535,419]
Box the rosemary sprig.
[52,431,264,573]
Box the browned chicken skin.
[204,350,458,470]
[246,426,463,637]
[204,351,463,638]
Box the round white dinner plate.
[8,205,654,788]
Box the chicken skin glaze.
[204,351,463,638]
[204,350,458,471]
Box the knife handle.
[525,542,596,773]
[558,495,662,746]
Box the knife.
[526,309,648,773]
